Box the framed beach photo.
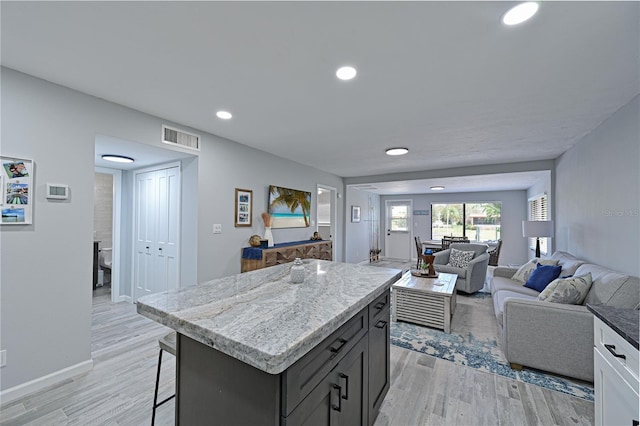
[1,156,33,225]
[351,205,361,223]
[268,185,311,229]
[235,188,253,227]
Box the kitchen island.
[137,259,401,425]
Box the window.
[389,205,409,231]
[528,193,549,254]
[431,202,501,242]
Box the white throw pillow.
[512,258,559,283]
[447,248,475,268]
[538,273,593,305]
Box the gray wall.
[0,68,344,392]
[555,95,639,276]
[380,191,529,266]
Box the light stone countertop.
[136,259,402,374]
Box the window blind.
[528,194,549,254]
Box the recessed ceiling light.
[336,66,357,80]
[430,186,445,191]
[385,147,409,156]
[216,110,233,119]
[101,154,134,163]
[502,2,539,26]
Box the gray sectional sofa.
[490,251,639,382]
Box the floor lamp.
[522,220,554,258]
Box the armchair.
[433,243,489,294]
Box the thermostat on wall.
[46,183,69,200]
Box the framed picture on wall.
[1,156,33,225]
[351,205,361,223]
[235,188,253,227]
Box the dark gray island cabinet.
[136,260,400,426]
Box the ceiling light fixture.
[216,110,233,119]
[502,2,539,26]
[101,154,134,163]
[430,186,445,191]
[385,147,409,156]
[336,66,357,80]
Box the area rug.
[389,291,594,401]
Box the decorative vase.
[290,258,305,283]
[264,226,274,247]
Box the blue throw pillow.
[524,263,562,292]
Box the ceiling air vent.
[162,125,200,151]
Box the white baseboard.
[0,359,93,405]
[118,295,132,303]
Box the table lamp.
[522,220,554,258]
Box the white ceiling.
[2,2,638,194]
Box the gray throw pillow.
[447,248,475,268]
[512,258,559,283]
[538,272,593,305]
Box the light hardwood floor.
[1,290,593,425]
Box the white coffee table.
[391,272,458,333]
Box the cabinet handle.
[375,320,388,329]
[329,338,348,358]
[331,384,342,412]
[604,344,626,360]
[339,373,349,400]
[374,301,386,310]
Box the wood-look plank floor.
[1,290,594,425]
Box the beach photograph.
[269,185,311,228]
[2,207,25,223]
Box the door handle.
[375,320,388,329]
[604,344,626,360]
[331,384,342,412]
[339,373,349,400]
[158,247,163,251]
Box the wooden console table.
[241,240,332,272]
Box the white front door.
[385,200,412,260]
[134,165,181,300]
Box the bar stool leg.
[151,348,164,426]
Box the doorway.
[384,200,412,260]
[316,184,337,260]
[94,167,122,302]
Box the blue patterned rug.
[390,292,594,401]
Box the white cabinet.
[593,316,639,426]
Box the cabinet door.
[368,308,390,425]
[594,348,640,426]
[335,336,368,426]
[284,337,368,426]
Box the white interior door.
[317,185,336,259]
[134,165,181,300]
[385,200,412,260]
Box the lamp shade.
[522,220,554,238]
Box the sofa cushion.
[491,276,541,297]
[538,273,593,305]
[550,251,586,276]
[512,258,559,283]
[493,290,538,327]
[579,264,640,308]
[448,248,475,268]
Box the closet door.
[134,166,181,300]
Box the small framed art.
[1,156,33,225]
[351,205,361,223]
[235,188,253,227]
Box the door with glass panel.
[385,200,412,260]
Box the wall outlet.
[0,350,6,368]
[213,224,222,234]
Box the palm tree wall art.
[268,185,312,229]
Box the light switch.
[213,224,222,234]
